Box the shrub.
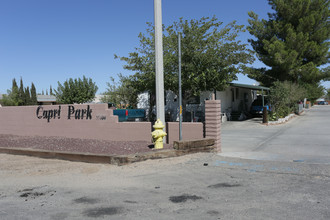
[268,81,306,119]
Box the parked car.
[113,109,146,122]
[250,97,270,116]
[318,101,328,105]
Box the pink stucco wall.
[0,104,152,141]
[166,122,204,144]
[205,100,221,152]
[0,104,205,144]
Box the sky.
[0,0,329,95]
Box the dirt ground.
[0,151,199,190]
[1,152,330,220]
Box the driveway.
[220,105,330,164]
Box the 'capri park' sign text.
[36,105,93,123]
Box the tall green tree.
[30,83,38,105]
[18,77,25,106]
[102,74,138,108]
[116,17,254,116]
[326,88,330,100]
[50,85,53,95]
[247,0,330,86]
[1,79,19,106]
[11,78,19,104]
[25,86,32,105]
[269,81,307,118]
[304,82,325,102]
[2,78,38,106]
[55,76,98,104]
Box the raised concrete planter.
[266,113,296,125]
[0,138,216,165]
[173,138,215,151]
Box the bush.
[268,111,278,121]
[268,81,306,119]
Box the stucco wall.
[0,104,152,142]
[205,100,221,152]
[166,122,204,144]
[0,104,206,144]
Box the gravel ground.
[0,134,173,155]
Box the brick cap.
[205,100,221,104]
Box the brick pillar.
[205,100,221,152]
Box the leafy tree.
[55,76,98,104]
[102,74,138,108]
[326,88,330,100]
[116,17,254,119]
[247,0,330,86]
[1,78,38,106]
[1,79,19,106]
[1,94,15,106]
[268,81,307,119]
[303,82,324,103]
[30,83,38,105]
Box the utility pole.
[154,0,165,130]
[178,33,182,140]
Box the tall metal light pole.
[178,33,182,140]
[154,0,165,129]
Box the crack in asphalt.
[251,125,290,152]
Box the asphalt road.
[221,105,330,164]
[0,105,329,219]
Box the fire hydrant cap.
[153,119,165,129]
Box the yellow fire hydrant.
[151,119,167,149]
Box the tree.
[116,17,254,118]
[18,77,25,106]
[50,85,53,95]
[1,94,15,106]
[24,86,31,105]
[268,81,307,118]
[1,79,19,106]
[247,0,330,86]
[326,88,330,100]
[11,78,19,104]
[304,82,324,103]
[1,78,38,106]
[55,76,98,104]
[102,74,138,108]
[30,83,38,105]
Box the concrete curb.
[0,139,216,165]
[265,113,297,125]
